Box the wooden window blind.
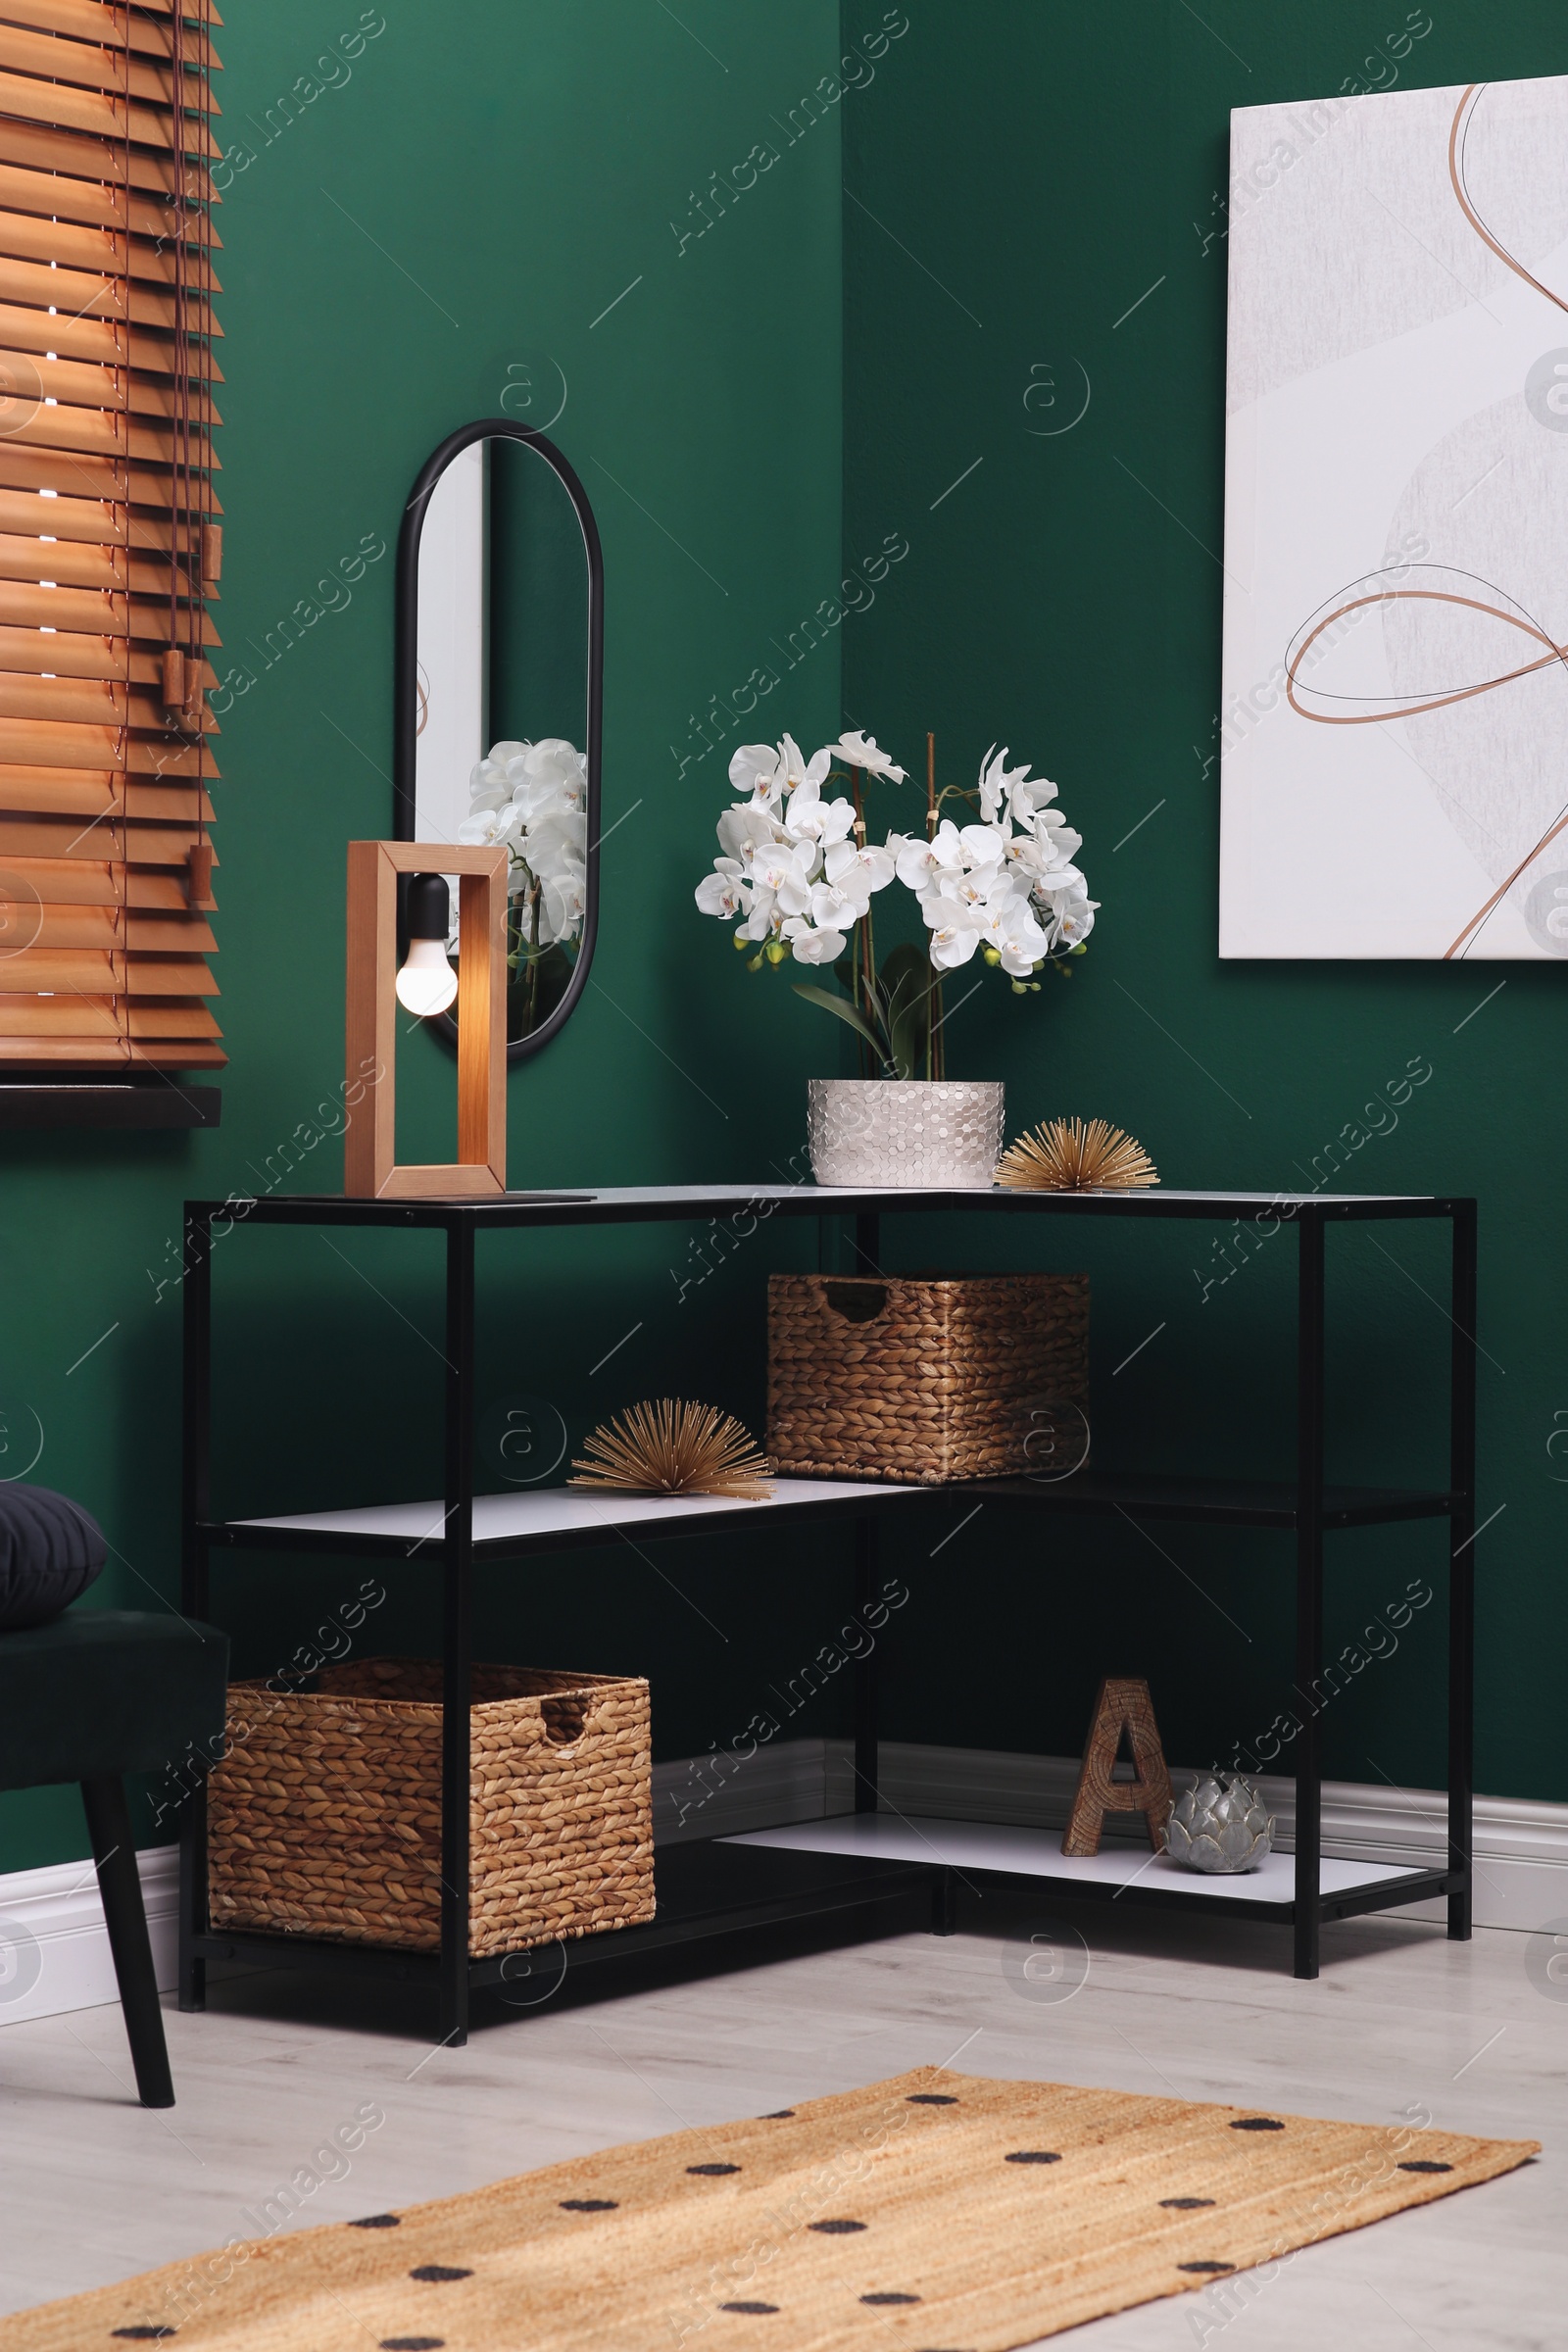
[0,0,223,1073]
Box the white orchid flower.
[746,839,817,916]
[921,892,984,968]
[525,810,588,872]
[458,805,522,851]
[895,821,965,897]
[977,897,1050,975]
[717,803,790,864]
[855,839,897,892]
[1031,862,1088,903]
[728,742,784,804]
[540,868,587,944]
[778,733,833,796]
[782,915,848,965]
[977,744,1032,822]
[695,859,748,919]
[784,788,857,852]
[1009,773,1060,823]
[829,730,907,782]
[1050,893,1097,949]
[957,820,1008,873]
[735,886,780,943]
[809,880,863,933]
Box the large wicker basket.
[207,1659,654,1956]
[767,1271,1089,1484]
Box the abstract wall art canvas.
[1219,74,1568,958]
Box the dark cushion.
[0,1609,229,1791]
[0,1483,106,1632]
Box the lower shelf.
[189,1838,932,1988]
[724,1815,1449,1923]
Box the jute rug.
[3,2067,1535,2351]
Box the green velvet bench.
[0,1609,228,2108]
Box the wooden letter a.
[1062,1676,1173,1856]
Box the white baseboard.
[3,1746,1562,2029]
[0,1846,178,2026]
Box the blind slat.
[0,298,222,372]
[0,352,223,428]
[0,118,219,203]
[0,2,220,67]
[0,457,223,525]
[0,763,215,818]
[0,159,221,242]
[0,401,218,467]
[0,68,220,153]
[0,205,223,289]
[0,537,213,599]
[0,24,220,105]
[0,249,218,331]
[0,626,218,685]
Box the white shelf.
[723,1814,1428,1904]
[234,1477,926,1546]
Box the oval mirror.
[393,421,603,1060]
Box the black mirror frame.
[393,418,605,1065]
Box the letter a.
[1062,1676,1174,1855]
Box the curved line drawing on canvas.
[1449,83,1568,317]
[1275,85,1568,957]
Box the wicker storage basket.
[207,1659,654,1956]
[767,1271,1089,1484]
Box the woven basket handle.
[823,1282,889,1325]
[541,1691,590,1745]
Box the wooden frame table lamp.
[343,841,508,1198]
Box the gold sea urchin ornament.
[569,1399,775,1500]
[997,1116,1158,1193]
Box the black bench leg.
[80,1777,175,2110]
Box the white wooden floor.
[0,1894,1561,2348]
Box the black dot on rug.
[110,2332,174,2342]
[906,2093,957,2105]
[1178,2262,1236,2275]
[1004,2150,1061,2165]
[808,2219,867,2233]
[1160,2198,1216,2210]
[409,2267,472,2283]
[1398,2160,1453,2174]
[860,2292,921,2305]
[1229,2118,1285,2132]
[349,2214,402,2230]
[760,2109,796,2119]
[688,2162,742,2176]
[719,2301,778,2315]
[380,2340,444,2350]
[560,2198,618,2211]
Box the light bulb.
[396,934,458,1016]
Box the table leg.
[439,1218,476,2048]
[854,1517,879,1813]
[1447,1201,1477,1941]
[178,1202,211,2017]
[1294,1209,1325,1982]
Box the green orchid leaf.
[792,982,895,1070]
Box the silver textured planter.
[808,1079,1004,1189]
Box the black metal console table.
[179,1183,1476,2042]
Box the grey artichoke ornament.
[1164,1773,1274,1874]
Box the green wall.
[0,0,850,1872]
[5,1,1565,1881]
[844,0,1568,1802]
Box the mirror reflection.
[412,435,594,1045]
